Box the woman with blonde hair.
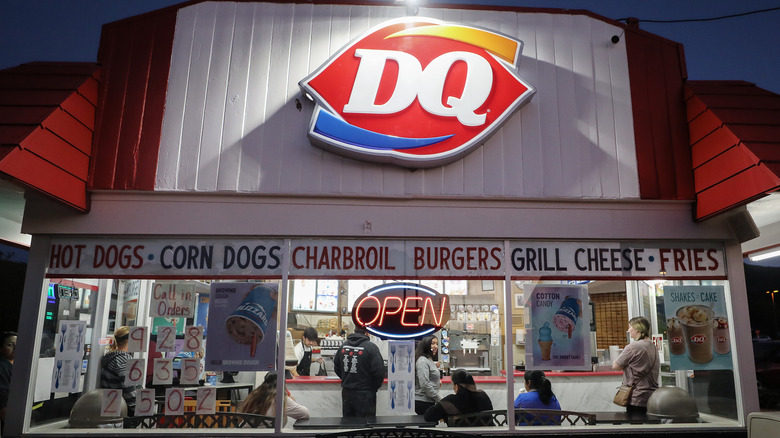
[100,326,136,415]
[613,316,659,419]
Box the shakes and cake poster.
[204,282,278,371]
[525,284,590,370]
[664,285,732,370]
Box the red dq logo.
[690,335,707,344]
[299,17,535,168]
[671,337,683,344]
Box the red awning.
[686,81,780,221]
[0,62,100,212]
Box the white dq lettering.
[343,49,493,126]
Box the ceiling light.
[748,247,780,262]
[396,0,421,16]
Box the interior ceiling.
[744,192,780,254]
[0,178,25,224]
[747,192,780,230]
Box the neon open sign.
[352,282,450,340]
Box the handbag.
[316,362,328,376]
[613,342,658,407]
[613,383,634,406]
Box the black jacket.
[423,388,494,424]
[333,333,385,391]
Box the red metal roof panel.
[686,81,780,221]
[90,7,177,190]
[729,125,780,143]
[20,127,90,178]
[0,148,88,210]
[625,24,694,201]
[0,106,54,125]
[0,89,74,106]
[695,164,780,219]
[693,145,758,193]
[0,62,99,212]
[690,127,741,168]
[0,125,37,146]
[688,110,723,145]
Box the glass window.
[26,274,741,433]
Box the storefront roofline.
[23,191,736,242]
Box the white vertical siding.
[157,2,639,199]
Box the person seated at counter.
[423,369,493,426]
[239,372,309,426]
[514,370,561,425]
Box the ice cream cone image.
[538,322,553,361]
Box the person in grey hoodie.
[334,327,385,417]
[414,335,441,414]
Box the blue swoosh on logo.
[313,109,452,150]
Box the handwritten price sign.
[183,326,204,352]
[101,389,124,417]
[196,387,217,414]
[135,389,156,416]
[157,325,176,352]
[165,388,185,415]
[124,358,146,386]
[153,358,174,385]
[180,358,202,385]
[127,326,148,353]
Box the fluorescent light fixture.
[395,0,421,15]
[748,247,780,262]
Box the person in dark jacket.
[100,326,136,415]
[424,369,494,425]
[333,327,385,417]
[0,331,17,433]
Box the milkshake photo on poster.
[525,284,590,370]
[204,282,279,372]
[663,285,732,370]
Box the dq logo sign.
[299,17,535,167]
[352,282,450,340]
[690,335,707,344]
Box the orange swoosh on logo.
[386,24,519,65]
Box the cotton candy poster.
[525,284,590,370]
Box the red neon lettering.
[378,297,403,326]
[354,296,381,326]
[401,297,422,326]
[422,295,448,326]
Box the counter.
[285,371,624,416]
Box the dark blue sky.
[1,0,778,95]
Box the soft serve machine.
[444,297,501,376]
